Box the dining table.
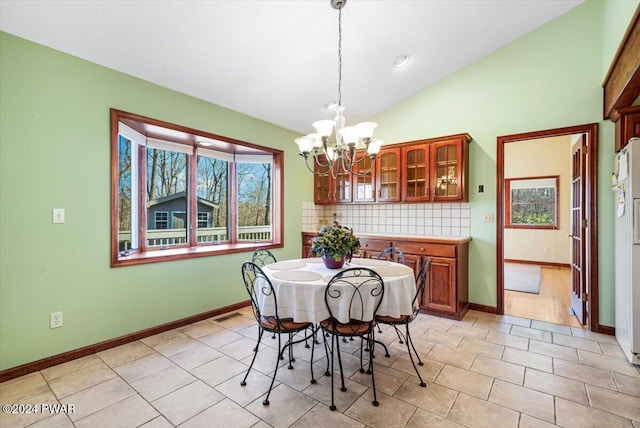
[257,257,417,324]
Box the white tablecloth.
[258,258,416,324]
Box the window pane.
[146,147,188,248]
[196,155,228,243]
[511,187,556,225]
[118,135,133,251]
[237,162,272,241]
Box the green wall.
[373,0,636,327]
[0,32,312,370]
[1,0,638,371]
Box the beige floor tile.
[190,355,248,388]
[197,328,245,349]
[578,350,640,377]
[48,361,117,399]
[151,334,202,357]
[501,347,552,373]
[0,371,50,403]
[570,327,619,344]
[168,343,223,370]
[141,329,186,347]
[488,379,555,423]
[519,414,557,428]
[552,332,603,353]
[349,360,409,396]
[524,368,588,405]
[217,336,260,361]
[447,325,489,340]
[613,372,640,398]
[28,413,74,428]
[0,389,60,428]
[179,319,224,338]
[470,355,524,385]
[456,337,504,359]
[393,379,458,417]
[419,317,454,332]
[586,384,640,421]
[216,370,280,407]
[510,325,552,343]
[530,320,573,335]
[290,403,365,428]
[427,344,476,370]
[41,355,102,381]
[130,364,196,401]
[74,394,158,428]
[302,372,367,412]
[448,392,519,428]
[245,383,317,428]
[139,416,173,428]
[61,377,135,422]
[555,397,633,428]
[390,353,442,382]
[420,329,464,348]
[212,312,257,332]
[152,380,224,425]
[553,358,617,390]
[471,319,512,333]
[528,339,579,362]
[345,389,417,428]
[485,331,529,350]
[180,397,259,428]
[495,314,532,327]
[98,341,155,368]
[273,358,319,391]
[466,310,496,321]
[601,342,629,360]
[113,353,174,383]
[405,408,464,428]
[434,364,493,399]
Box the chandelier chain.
[337,5,342,108]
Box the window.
[505,176,559,229]
[111,109,283,266]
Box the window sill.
[111,242,282,267]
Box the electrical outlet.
[50,311,63,329]
[543,247,549,254]
[482,213,494,223]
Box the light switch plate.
[53,208,65,224]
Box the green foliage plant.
[311,223,360,261]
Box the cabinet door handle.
[420,247,425,252]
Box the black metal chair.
[240,261,316,405]
[375,258,431,387]
[251,249,277,267]
[319,267,385,410]
[377,246,406,264]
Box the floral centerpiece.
[311,222,360,269]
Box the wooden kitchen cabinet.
[312,133,471,205]
[615,105,640,152]
[300,232,470,319]
[313,155,352,204]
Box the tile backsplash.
[302,202,471,237]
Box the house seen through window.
[112,109,283,266]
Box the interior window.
[505,176,559,229]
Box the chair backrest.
[377,246,406,264]
[251,249,277,267]
[324,267,385,332]
[411,258,431,318]
[241,261,279,324]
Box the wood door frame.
[496,123,602,332]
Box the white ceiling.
[0,0,583,135]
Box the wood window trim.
[110,109,284,267]
[504,176,559,230]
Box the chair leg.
[394,325,405,344]
[329,333,336,411]
[263,331,282,406]
[288,333,294,369]
[241,328,263,386]
[335,337,347,392]
[368,333,379,407]
[310,326,317,384]
[405,324,426,387]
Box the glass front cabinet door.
[402,145,430,202]
[375,147,401,202]
[430,140,464,201]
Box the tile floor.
[1,309,639,428]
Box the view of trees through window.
[506,176,558,228]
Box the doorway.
[496,124,599,330]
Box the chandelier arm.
[300,154,331,177]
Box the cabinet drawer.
[400,242,456,258]
[359,238,393,253]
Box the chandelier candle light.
[295,0,382,178]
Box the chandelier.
[295,0,382,178]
